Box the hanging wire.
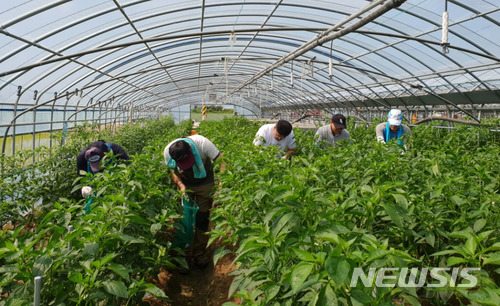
[266,84,269,105]
[290,60,294,87]
[329,40,334,80]
[301,61,307,79]
[229,30,237,47]
[0,78,52,97]
[442,0,450,55]
[300,72,304,99]
[224,57,229,96]
[309,58,314,78]
[270,70,274,90]
[222,0,246,56]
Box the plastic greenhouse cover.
[0,0,498,114]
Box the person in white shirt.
[164,134,225,269]
[315,114,350,147]
[375,109,411,147]
[253,119,296,159]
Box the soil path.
[165,253,237,305]
[145,242,238,306]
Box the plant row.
[1,117,192,304]
[196,117,500,305]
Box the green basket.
[172,195,199,249]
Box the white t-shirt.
[253,123,296,151]
[315,125,350,147]
[163,134,220,166]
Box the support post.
[68,225,74,249]
[34,276,42,306]
[202,104,207,121]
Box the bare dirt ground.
[164,253,237,305]
[144,241,238,306]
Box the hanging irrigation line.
[217,0,408,102]
[442,0,450,55]
[2,24,498,80]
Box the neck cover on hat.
[166,138,206,178]
[385,122,405,146]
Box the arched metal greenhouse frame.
[1,0,499,155]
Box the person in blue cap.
[375,109,412,148]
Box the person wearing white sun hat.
[375,109,412,148]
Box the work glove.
[81,186,93,198]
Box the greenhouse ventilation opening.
[0,0,500,305]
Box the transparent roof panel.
[0,0,498,113]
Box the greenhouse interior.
[0,0,499,305]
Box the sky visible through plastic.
[0,0,498,126]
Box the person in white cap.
[375,109,412,146]
[315,114,351,147]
